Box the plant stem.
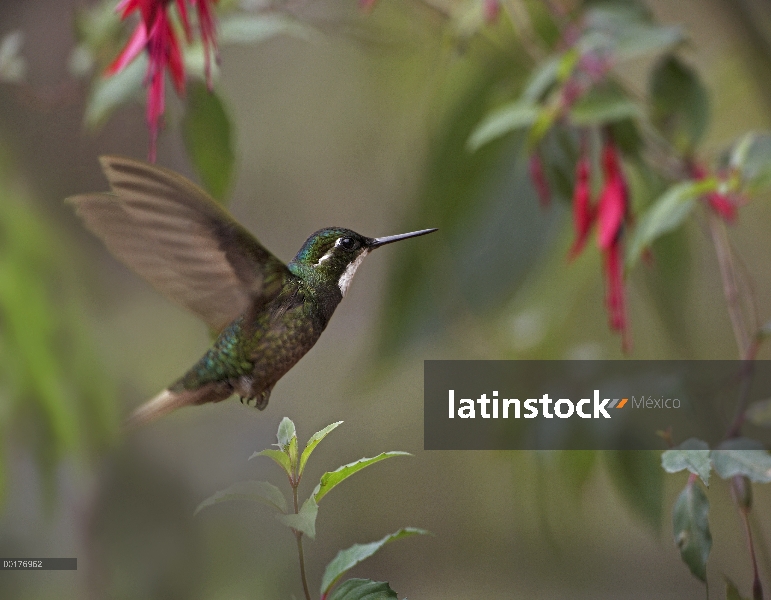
[295,532,312,600]
[738,501,763,600]
[293,479,312,600]
[708,213,751,356]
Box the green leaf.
[277,417,297,450]
[614,23,684,61]
[250,448,292,476]
[325,579,397,600]
[467,101,538,151]
[661,438,711,486]
[729,132,771,193]
[182,82,235,202]
[521,56,559,103]
[649,55,709,153]
[626,179,716,270]
[313,452,411,503]
[194,480,287,515]
[299,421,344,476]
[711,442,771,483]
[277,496,318,539]
[218,13,315,45]
[672,481,711,582]
[605,451,663,530]
[84,55,146,129]
[321,528,428,596]
[746,398,771,426]
[570,86,638,126]
[581,6,684,61]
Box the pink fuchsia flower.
[595,140,631,350]
[528,153,551,208]
[690,163,738,223]
[596,141,627,250]
[106,0,219,162]
[568,152,593,259]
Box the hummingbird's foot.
[239,388,271,411]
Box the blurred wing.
[69,155,291,332]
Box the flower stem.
[293,478,312,600]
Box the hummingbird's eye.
[337,237,358,251]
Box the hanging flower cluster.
[569,138,632,351]
[107,0,220,161]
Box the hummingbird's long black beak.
[368,228,438,249]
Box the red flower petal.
[106,23,148,75]
[707,193,737,222]
[175,0,192,41]
[569,154,594,259]
[597,142,627,250]
[603,240,631,351]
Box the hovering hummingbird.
[69,156,436,427]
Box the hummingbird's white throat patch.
[338,250,369,296]
[316,248,335,265]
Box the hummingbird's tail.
[125,384,228,429]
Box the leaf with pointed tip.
[729,132,771,193]
[649,55,709,153]
[313,452,411,503]
[250,448,292,476]
[300,421,344,476]
[626,179,717,270]
[195,480,287,515]
[521,56,559,103]
[746,398,771,426]
[325,579,397,600]
[672,481,711,582]
[183,82,234,202]
[321,528,429,596]
[711,440,771,483]
[85,55,146,129]
[661,438,711,486]
[277,496,318,539]
[467,101,538,152]
[277,417,297,450]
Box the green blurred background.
[0,0,770,598]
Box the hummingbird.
[68,156,436,427]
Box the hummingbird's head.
[292,227,437,297]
